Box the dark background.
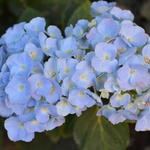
[0,0,150,149]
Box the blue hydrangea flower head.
[1,1,150,142]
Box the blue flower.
[0,64,10,87]
[56,98,75,116]
[44,57,58,80]
[92,42,118,73]
[97,18,120,41]
[3,22,28,54]
[110,92,131,107]
[65,20,88,39]
[120,24,148,47]
[57,58,78,80]
[28,74,52,100]
[65,25,73,37]
[18,107,35,122]
[135,110,150,131]
[86,27,103,47]
[35,104,57,123]
[91,1,116,17]
[84,89,102,105]
[0,46,7,71]
[5,98,27,115]
[97,105,116,118]
[44,116,65,131]
[47,25,62,39]
[104,74,120,92]
[24,43,43,62]
[39,32,58,56]
[117,63,150,90]
[142,44,150,65]
[31,62,43,74]
[97,106,132,124]
[61,77,76,96]
[6,52,33,77]
[74,106,87,117]
[72,25,84,39]
[72,61,95,89]
[76,19,89,30]
[110,7,134,21]
[113,37,128,55]
[45,80,61,103]
[0,96,12,117]
[108,110,126,124]
[24,17,46,33]
[5,76,31,104]
[4,117,34,142]
[124,103,138,114]
[25,119,45,133]
[56,37,79,58]
[68,89,96,108]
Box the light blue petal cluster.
[0,1,149,142]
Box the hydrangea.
[0,0,150,142]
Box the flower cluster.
[0,0,149,142]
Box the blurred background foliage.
[0,0,150,150]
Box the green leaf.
[60,115,77,138]
[25,0,75,27]
[68,0,92,25]
[7,0,24,17]
[73,107,129,150]
[45,128,61,143]
[16,133,52,150]
[61,0,86,28]
[141,0,150,20]
[18,7,42,22]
